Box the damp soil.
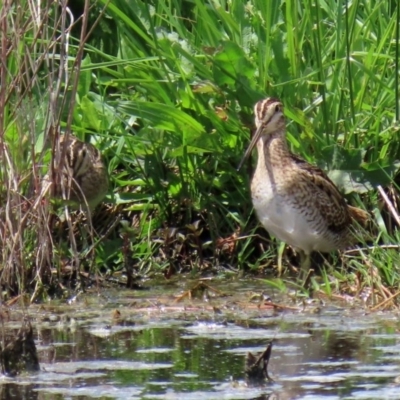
[1,277,400,399]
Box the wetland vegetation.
[2,2,400,397]
[1,0,400,303]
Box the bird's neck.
[256,129,290,172]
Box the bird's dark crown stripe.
[265,97,280,105]
[256,100,270,121]
[257,97,280,112]
[256,97,282,123]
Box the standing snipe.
[238,97,368,271]
[44,134,109,210]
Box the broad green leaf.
[78,55,92,98]
[80,96,101,131]
[213,42,255,86]
[118,101,204,136]
[329,162,400,194]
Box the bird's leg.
[276,242,285,276]
[299,250,314,288]
[299,250,311,272]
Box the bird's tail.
[348,205,370,227]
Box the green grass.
[1,0,400,302]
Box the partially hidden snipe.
[44,134,109,210]
[238,97,369,271]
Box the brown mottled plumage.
[45,135,109,210]
[238,97,368,271]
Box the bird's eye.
[275,105,280,113]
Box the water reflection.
[1,280,400,399]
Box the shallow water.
[2,278,400,399]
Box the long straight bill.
[237,126,263,171]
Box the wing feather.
[290,155,351,233]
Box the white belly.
[252,190,336,254]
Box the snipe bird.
[238,98,368,271]
[44,134,109,210]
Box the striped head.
[60,135,98,180]
[56,135,108,207]
[254,97,285,132]
[238,97,285,170]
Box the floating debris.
[0,319,39,376]
[245,342,274,384]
